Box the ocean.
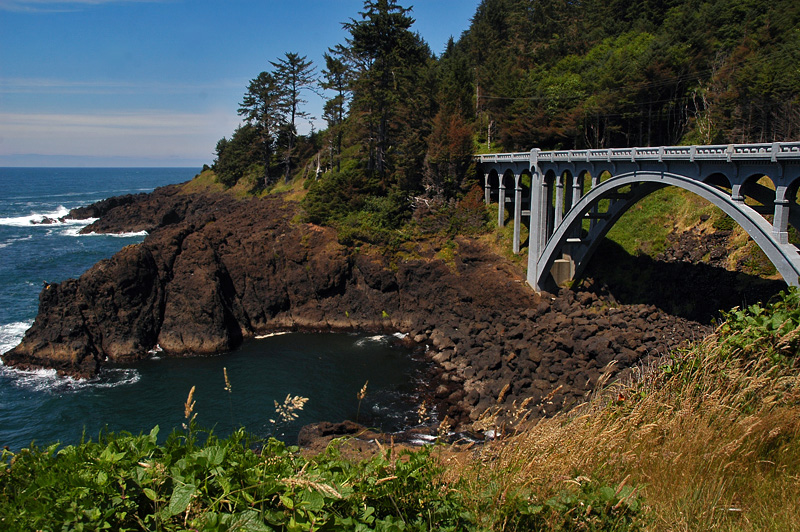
[0,168,422,451]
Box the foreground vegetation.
[2,289,798,531]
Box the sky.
[0,0,481,167]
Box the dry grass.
[440,327,800,531]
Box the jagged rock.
[4,185,711,432]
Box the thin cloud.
[0,0,165,13]
[0,77,243,96]
[0,110,240,161]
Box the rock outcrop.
[3,185,708,429]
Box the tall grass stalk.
[442,317,800,531]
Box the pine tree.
[237,71,283,185]
[342,0,432,187]
[270,52,316,183]
[321,50,353,171]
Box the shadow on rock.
[583,239,787,323]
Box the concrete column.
[572,175,582,208]
[513,175,523,254]
[526,170,543,289]
[554,176,565,228]
[773,186,790,244]
[484,173,491,204]
[498,177,506,227]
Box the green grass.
[605,187,718,256]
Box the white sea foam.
[254,331,290,339]
[0,205,74,227]
[355,335,389,347]
[66,228,147,238]
[393,332,409,340]
[0,321,32,356]
[0,321,140,389]
[407,433,438,446]
[0,365,141,393]
[147,344,163,360]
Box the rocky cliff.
[3,184,708,429]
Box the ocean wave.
[0,321,32,356]
[0,205,71,227]
[355,335,389,347]
[64,228,147,238]
[0,365,141,393]
[0,206,97,229]
[0,321,140,390]
[0,235,33,249]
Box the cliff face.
[3,185,707,428]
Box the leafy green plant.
[712,214,736,231]
[717,287,800,364]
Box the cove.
[0,332,425,452]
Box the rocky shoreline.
[3,184,709,431]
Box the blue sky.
[0,0,480,167]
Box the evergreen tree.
[321,50,352,171]
[270,52,316,183]
[213,124,261,187]
[342,0,433,188]
[237,71,283,185]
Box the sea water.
[0,168,422,451]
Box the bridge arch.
[532,171,800,291]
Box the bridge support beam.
[513,176,523,254]
[484,173,491,205]
[498,180,506,227]
[554,176,564,228]
[571,175,582,208]
[526,149,545,291]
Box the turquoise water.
[0,168,422,451]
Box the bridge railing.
[476,141,800,166]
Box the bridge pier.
[484,172,491,204]
[554,175,564,228]
[513,176,523,253]
[497,179,506,227]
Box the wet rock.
[4,184,712,433]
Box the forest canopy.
[211,0,800,236]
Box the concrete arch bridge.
[477,142,800,292]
